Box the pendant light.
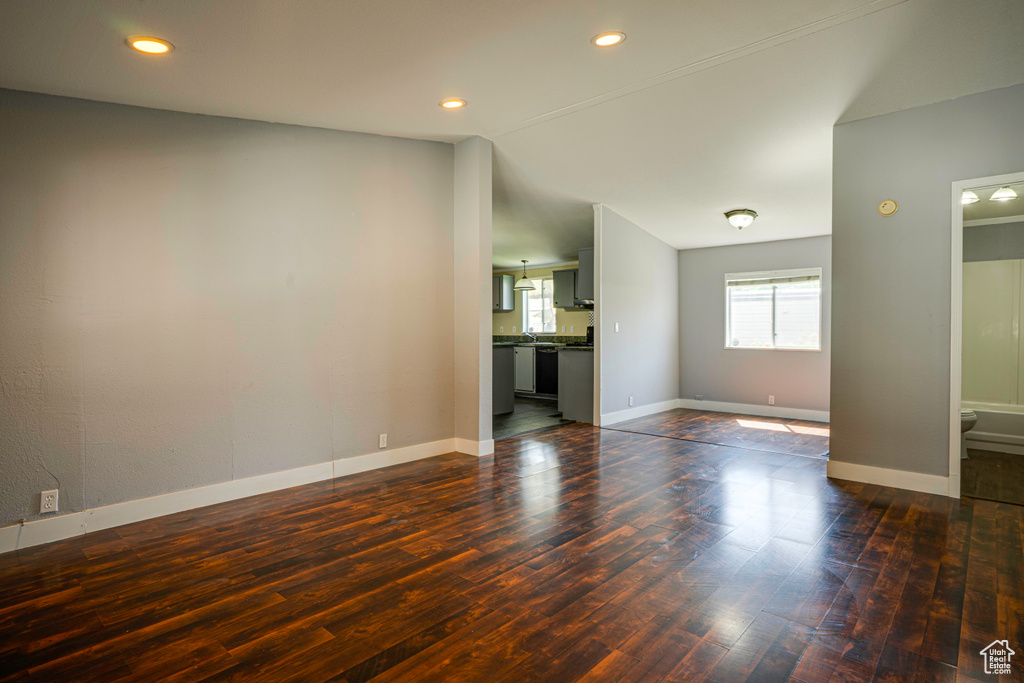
[961,190,980,204]
[514,260,535,291]
[990,186,1018,202]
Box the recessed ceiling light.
[990,186,1019,202]
[592,31,626,47]
[440,99,466,109]
[961,190,980,204]
[127,36,174,55]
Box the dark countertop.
[492,342,594,350]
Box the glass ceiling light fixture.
[439,99,466,109]
[725,209,758,230]
[961,190,980,204]
[990,186,1019,202]
[126,36,174,54]
[513,260,535,291]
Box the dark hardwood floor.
[608,408,830,459]
[0,422,1019,682]
[961,448,1024,506]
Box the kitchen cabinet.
[576,248,594,301]
[514,346,535,392]
[553,247,595,309]
[493,346,515,414]
[552,269,578,309]
[493,274,515,312]
[558,350,594,423]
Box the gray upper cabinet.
[492,274,514,312]
[553,247,596,309]
[552,269,577,309]
[576,248,594,301]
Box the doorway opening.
[951,171,1024,502]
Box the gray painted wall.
[0,89,456,527]
[597,206,680,416]
[832,83,1024,477]
[964,221,1024,262]
[678,236,831,411]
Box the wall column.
[453,137,494,455]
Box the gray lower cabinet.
[514,346,535,392]
[493,274,514,312]
[492,346,514,415]
[558,350,594,423]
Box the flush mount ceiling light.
[961,190,980,204]
[990,186,1019,202]
[592,31,626,47]
[513,260,536,291]
[126,36,174,54]
[725,209,758,230]
[439,99,466,109]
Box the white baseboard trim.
[826,460,951,497]
[601,399,683,426]
[965,440,1024,456]
[0,437,460,555]
[334,438,458,476]
[455,438,494,457]
[678,399,829,423]
[87,460,336,536]
[966,431,1024,455]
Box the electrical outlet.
[768,395,775,405]
[561,326,565,333]
[379,433,387,449]
[570,326,574,333]
[499,326,503,333]
[614,323,620,333]
[695,394,703,400]
[628,396,634,407]
[40,489,58,514]
[512,326,516,333]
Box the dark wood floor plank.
[0,413,1019,683]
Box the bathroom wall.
[964,221,1024,262]
[962,259,1023,405]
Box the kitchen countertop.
[492,342,593,350]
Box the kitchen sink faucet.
[523,332,538,342]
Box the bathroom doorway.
[952,172,1024,504]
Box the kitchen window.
[725,268,822,350]
[523,278,557,334]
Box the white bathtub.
[962,402,1024,455]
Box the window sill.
[724,346,822,352]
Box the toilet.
[960,409,978,459]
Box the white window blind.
[725,269,821,350]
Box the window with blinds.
[725,268,822,350]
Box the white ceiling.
[2,0,1023,266]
